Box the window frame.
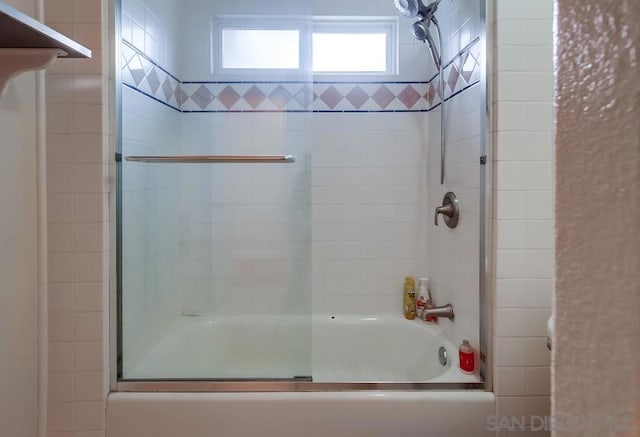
[212,16,399,77]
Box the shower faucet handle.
[434,204,453,226]
[434,192,460,228]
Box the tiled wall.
[121,0,180,77]
[490,0,554,434]
[426,0,484,354]
[177,112,313,317]
[45,0,112,434]
[38,0,555,434]
[120,0,184,377]
[120,89,183,373]
[118,0,467,318]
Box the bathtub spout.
[421,303,454,320]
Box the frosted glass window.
[312,33,387,73]
[222,29,300,69]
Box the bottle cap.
[462,339,470,345]
[405,277,415,286]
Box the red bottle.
[459,340,475,374]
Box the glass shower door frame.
[110,0,491,393]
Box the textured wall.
[0,3,39,437]
[554,0,640,435]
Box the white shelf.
[0,1,91,93]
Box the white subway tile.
[49,342,75,373]
[48,372,74,403]
[73,194,106,223]
[74,342,104,372]
[74,401,106,431]
[495,249,553,279]
[74,252,106,282]
[524,367,551,396]
[74,312,103,342]
[74,282,105,312]
[75,372,105,401]
[49,313,75,342]
[496,395,526,420]
[49,253,74,283]
[73,104,104,134]
[72,0,101,23]
[496,19,553,47]
[48,103,74,135]
[495,338,550,367]
[48,224,74,253]
[45,0,73,24]
[497,45,553,73]
[49,283,74,313]
[495,308,551,337]
[524,396,551,419]
[497,0,553,21]
[494,366,526,396]
[495,279,552,308]
[47,402,74,432]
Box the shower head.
[395,0,443,69]
[394,0,421,17]
[411,19,430,41]
[412,19,442,69]
[394,0,440,20]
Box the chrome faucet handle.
[434,192,460,228]
[434,204,453,226]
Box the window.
[312,33,388,73]
[214,17,398,75]
[221,29,300,70]
[311,18,397,74]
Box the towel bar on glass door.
[124,155,295,163]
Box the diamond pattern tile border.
[121,38,481,113]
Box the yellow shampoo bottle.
[404,277,416,320]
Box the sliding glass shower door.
[118,0,312,381]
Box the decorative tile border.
[121,38,480,113]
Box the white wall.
[554,0,640,435]
[0,4,39,437]
[490,0,554,434]
[45,0,112,433]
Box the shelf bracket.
[0,48,66,95]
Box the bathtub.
[109,315,494,436]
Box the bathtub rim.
[116,380,485,392]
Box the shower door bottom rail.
[122,154,295,163]
[117,380,486,392]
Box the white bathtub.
[109,315,494,437]
[124,315,479,383]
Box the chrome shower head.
[411,19,430,41]
[394,0,421,17]
[394,0,440,19]
[412,19,442,69]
